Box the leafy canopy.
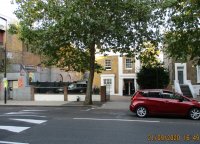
[164,0,200,64]
[138,42,162,67]
[14,0,163,57]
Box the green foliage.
[138,42,162,67]
[137,65,170,89]
[13,0,163,56]
[163,0,200,64]
[137,41,169,89]
[44,44,104,73]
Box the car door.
[161,92,191,115]
[146,91,164,114]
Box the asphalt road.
[0,106,199,144]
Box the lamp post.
[0,16,7,104]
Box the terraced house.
[164,55,200,99]
[93,53,141,96]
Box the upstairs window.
[105,59,111,70]
[125,58,133,69]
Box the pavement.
[0,95,131,109]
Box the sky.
[0,0,17,21]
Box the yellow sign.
[3,78,8,88]
[29,72,35,82]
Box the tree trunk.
[84,41,95,105]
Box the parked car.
[129,89,200,120]
[68,83,87,93]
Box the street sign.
[18,77,24,88]
[3,78,8,88]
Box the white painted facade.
[100,74,115,95]
[174,62,200,97]
[97,53,141,96]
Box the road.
[0,106,199,144]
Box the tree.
[137,43,169,89]
[137,66,169,89]
[13,0,163,104]
[163,0,200,64]
[138,42,161,68]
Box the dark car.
[68,83,87,93]
[129,89,200,120]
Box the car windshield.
[68,84,76,89]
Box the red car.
[129,89,200,120]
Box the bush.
[137,66,169,89]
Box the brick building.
[0,16,83,100]
[93,53,140,96]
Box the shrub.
[137,66,169,89]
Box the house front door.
[177,66,184,84]
[123,79,135,96]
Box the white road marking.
[5,112,35,115]
[81,108,95,111]
[0,141,29,144]
[10,119,47,124]
[22,110,47,112]
[73,118,160,123]
[0,126,30,133]
[0,115,46,118]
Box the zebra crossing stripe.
[0,126,30,133]
[5,112,35,115]
[10,119,47,124]
[0,115,46,118]
[0,141,29,144]
[22,110,47,112]
[0,141,28,144]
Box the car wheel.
[136,106,148,118]
[189,108,200,120]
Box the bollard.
[77,96,80,102]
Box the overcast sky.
[0,0,17,20]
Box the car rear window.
[141,91,162,98]
[148,92,162,98]
[140,92,148,97]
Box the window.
[162,93,174,99]
[148,92,162,98]
[105,59,111,70]
[197,66,200,83]
[141,92,148,97]
[125,58,133,69]
[103,79,112,85]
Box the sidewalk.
[0,100,70,107]
[99,95,131,110]
[0,95,131,108]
